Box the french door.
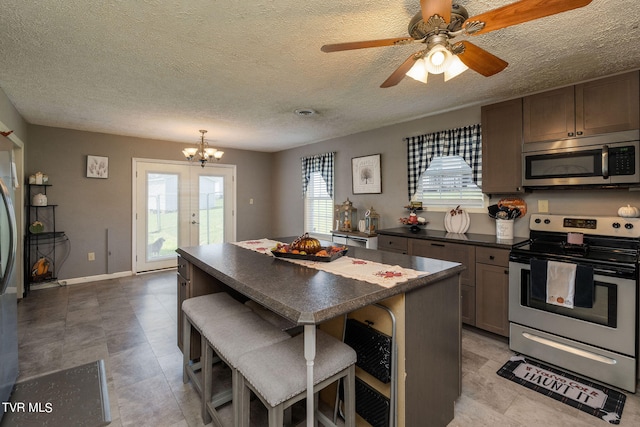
[134,160,235,272]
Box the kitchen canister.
[496,219,514,240]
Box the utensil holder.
[496,219,514,240]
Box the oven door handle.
[602,144,609,179]
[521,332,617,365]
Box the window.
[413,155,484,208]
[301,152,334,236]
[304,171,333,235]
[406,123,483,209]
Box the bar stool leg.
[202,336,213,424]
[182,312,191,384]
[268,404,284,427]
[343,365,356,427]
[236,372,251,427]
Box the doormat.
[1,360,110,427]
[497,355,625,424]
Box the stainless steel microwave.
[522,130,640,188]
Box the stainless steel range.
[509,214,639,392]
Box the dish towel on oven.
[530,259,594,308]
[546,260,576,308]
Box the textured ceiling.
[0,1,639,152]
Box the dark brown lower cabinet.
[475,247,510,337]
[475,263,509,336]
[379,235,510,336]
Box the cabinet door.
[576,71,640,136]
[523,86,575,143]
[460,284,475,326]
[481,98,524,194]
[409,240,475,286]
[475,263,509,336]
[177,273,189,351]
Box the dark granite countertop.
[377,227,529,249]
[176,240,464,325]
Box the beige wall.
[26,125,274,279]
[0,87,28,142]
[272,106,640,239]
[8,74,640,282]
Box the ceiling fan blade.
[321,38,414,53]
[455,41,508,77]
[420,0,452,23]
[466,0,592,35]
[380,53,421,88]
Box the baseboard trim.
[29,271,135,290]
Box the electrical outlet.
[88,252,95,261]
[249,198,254,205]
[538,200,549,213]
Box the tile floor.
[15,271,640,426]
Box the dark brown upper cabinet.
[481,98,524,194]
[523,71,639,144]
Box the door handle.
[191,220,199,225]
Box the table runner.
[233,239,427,288]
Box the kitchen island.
[177,240,464,427]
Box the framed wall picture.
[352,154,381,194]
[87,155,109,179]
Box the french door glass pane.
[199,175,224,244]
[147,173,178,261]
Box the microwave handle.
[602,145,609,179]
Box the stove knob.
[625,223,634,230]
[544,219,551,224]
[613,222,621,229]
[534,218,541,224]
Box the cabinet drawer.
[475,247,509,267]
[378,235,408,253]
[177,256,190,280]
[410,239,475,287]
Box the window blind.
[304,171,333,235]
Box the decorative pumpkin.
[618,205,640,218]
[291,233,322,254]
[31,257,50,277]
[444,206,470,234]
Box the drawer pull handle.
[431,243,445,247]
[489,255,495,260]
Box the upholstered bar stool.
[244,300,302,336]
[235,329,357,427]
[202,310,291,426]
[181,293,251,401]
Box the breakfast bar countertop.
[176,240,464,325]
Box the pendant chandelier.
[182,129,224,167]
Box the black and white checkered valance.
[405,124,482,200]
[301,151,335,197]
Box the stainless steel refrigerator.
[0,142,18,421]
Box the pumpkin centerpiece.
[291,233,322,254]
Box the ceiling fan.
[321,0,593,88]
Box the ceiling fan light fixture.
[405,58,429,84]
[424,44,452,75]
[444,55,469,82]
